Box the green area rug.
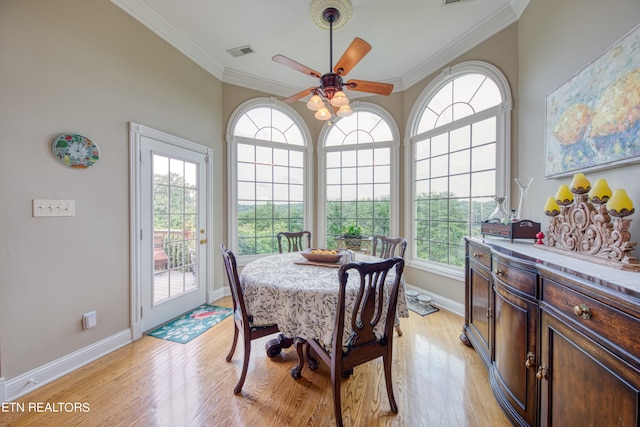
[149,304,233,344]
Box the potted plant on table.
[341,224,366,251]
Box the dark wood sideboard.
[462,237,640,426]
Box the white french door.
[130,123,212,336]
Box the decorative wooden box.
[481,220,540,242]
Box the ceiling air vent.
[442,0,474,5]
[227,45,255,58]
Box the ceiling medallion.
[310,0,352,30]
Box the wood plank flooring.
[2,297,511,426]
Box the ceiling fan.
[272,6,394,120]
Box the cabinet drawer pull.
[494,268,504,276]
[473,252,480,258]
[525,352,535,369]
[536,365,548,380]
[573,303,593,320]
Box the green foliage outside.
[415,191,493,267]
[153,172,197,270]
[237,202,304,255]
[233,188,494,268]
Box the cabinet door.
[467,259,493,367]
[493,282,538,427]
[539,309,640,426]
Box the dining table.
[239,251,409,365]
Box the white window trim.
[226,97,314,265]
[404,61,512,277]
[317,101,401,248]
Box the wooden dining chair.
[371,236,407,336]
[296,257,405,427]
[276,231,312,253]
[371,235,407,259]
[220,244,280,394]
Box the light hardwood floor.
[3,297,511,426]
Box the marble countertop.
[476,237,640,298]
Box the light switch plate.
[32,199,75,217]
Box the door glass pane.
[153,154,198,304]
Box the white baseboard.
[4,329,131,402]
[405,282,464,317]
[208,287,227,303]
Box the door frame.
[129,122,214,340]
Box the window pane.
[290,167,303,184]
[431,154,448,178]
[290,151,304,167]
[273,148,289,166]
[471,144,496,172]
[472,117,496,146]
[450,150,470,175]
[327,151,340,168]
[273,166,288,183]
[431,133,449,157]
[450,126,470,152]
[358,166,373,184]
[450,174,470,198]
[237,144,255,162]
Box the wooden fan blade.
[272,55,321,78]
[282,87,317,103]
[334,37,371,76]
[345,79,394,96]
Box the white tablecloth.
[240,252,408,349]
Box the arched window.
[227,98,312,259]
[406,61,511,274]
[318,102,400,249]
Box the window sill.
[406,259,464,282]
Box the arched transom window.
[228,98,312,258]
[407,61,511,272]
[320,104,400,249]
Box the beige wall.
[0,0,222,379]
[517,0,640,247]
[2,0,639,388]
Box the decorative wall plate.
[51,133,100,169]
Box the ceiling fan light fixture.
[306,94,325,111]
[330,90,349,107]
[315,107,332,120]
[337,104,353,117]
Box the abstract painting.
[545,24,640,178]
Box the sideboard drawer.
[468,242,491,270]
[493,258,537,297]
[541,277,640,360]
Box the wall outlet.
[32,199,75,217]
[82,311,97,329]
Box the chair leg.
[383,352,398,413]
[233,336,251,394]
[226,323,239,362]
[291,337,306,379]
[330,365,344,427]
[395,324,403,336]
